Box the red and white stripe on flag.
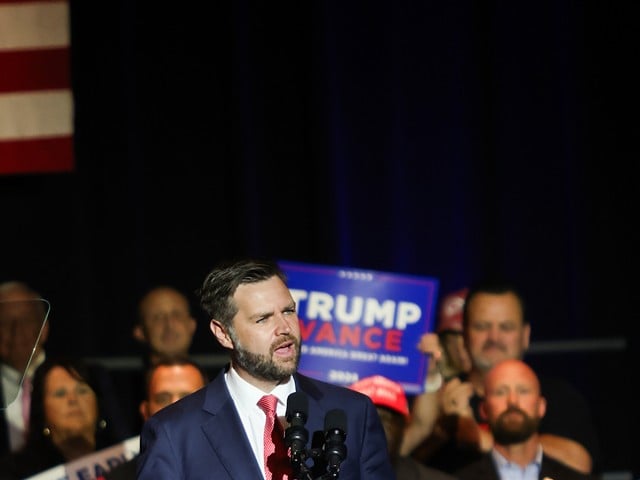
[0,0,74,175]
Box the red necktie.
[257,395,291,480]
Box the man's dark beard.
[491,407,540,445]
[231,335,301,382]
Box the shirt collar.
[1,350,45,382]
[491,444,543,469]
[225,364,296,416]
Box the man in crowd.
[0,281,48,455]
[103,356,208,480]
[350,375,458,480]
[132,286,197,367]
[455,359,596,480]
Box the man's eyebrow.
[249,309,274,320]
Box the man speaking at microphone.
[137,259,395,480]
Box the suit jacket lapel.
[200,370,264,479]
[195,372,328,479]
[481,454,501,480]
[295,374,325,435]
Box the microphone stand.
[290,447,314,480]
[289,445,344,480]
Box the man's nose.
[507,391,519,405]
[274,313,292,334]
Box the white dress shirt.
[224,366,296,479]
[491,444,543,480]
[1,351,45,451]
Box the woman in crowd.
[0,356,123,479]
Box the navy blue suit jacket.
[138,366,396,480]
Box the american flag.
[0,0,73,175]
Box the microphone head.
[285,392,309,464]
[286,391,309,422]
[323,409,348,470]
[324,408,347,434]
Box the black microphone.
[285,392,309,466]
[323,409,347,475]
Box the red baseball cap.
[349,375,409,418]
[436,288,469,333]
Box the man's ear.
[39,321,50,344]
[522,322,531,350]
[210,319,233,349]
[187,316,197,336]
[132,324,146,343]
[139,400,150,421]
[538,396,547,419]
[479,401,488,421]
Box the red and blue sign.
[279,260,439,394]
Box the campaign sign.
[25,436,140,480]
[279,261,439,394]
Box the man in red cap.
[434,288,472,380]
[400,288,472,458]
[350,375,457,480]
